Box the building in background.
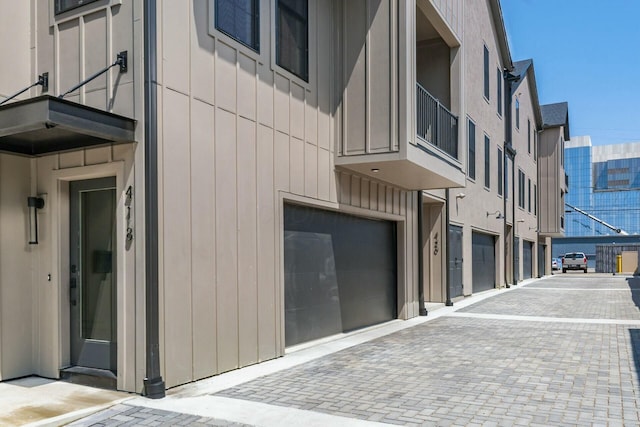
[553,136,640,266]
[564,136,640,236]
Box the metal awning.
[0,95,136,156]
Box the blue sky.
[501,0,640,146]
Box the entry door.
[449,225,463,298]
[70,177,117,372]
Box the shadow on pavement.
[628,278,640,390]
[628,277,640,309]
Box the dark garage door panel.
[472,232,495,293]
[523,240,533,279]
[284,204,397,347]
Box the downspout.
[417,191,427,316]
[143,0,165,399]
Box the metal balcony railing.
[416,83,459,160]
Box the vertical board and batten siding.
[0,155,32,380]
[157,0,418,388]
[29,1,142,391]
[429,0,463,36]
[539,128,562,234]
[0,0,31,381]
[340,0,396,156]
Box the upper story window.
[496,68,502,115]
[518,169,525,209]
[55,0,100,14]
[534,184,537,215]
[468,119,476,180]
[527,178,532,212]
[515,98,520,129]
[527,119,531,153]
[497,147,503,196]
[215,0,260,52]
[534,131,537,161]
[276,0,308,81]
[484,135,491,189]
[483,46,490,100]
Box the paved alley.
[67,274,640,426]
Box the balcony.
[416,83,458,160]
[334,0,466,191]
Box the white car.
[551,258,559,270]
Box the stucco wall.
[511,72,540,278]
[453,0,509,291]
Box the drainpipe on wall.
[417,191,428,316]
[445,189,453,306]
[143,0,165,399]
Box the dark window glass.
[515,99,520,129]
[55,0,100,14]
[528,178,531,212]
[483,46,490,99]
[276,0,308,81]
[215,0,260,51]
[484,136,491,188]
[534,131,537,160]
[468,120,476,180]
[505,158,509,199]
[497,147,503,196]
[527,119,531,153]
[534,184,537,215]
[496,68,502,115]
[518,170,525,208]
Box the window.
[55,0,100,14]
[496,68,502,115]
[483,46,490,100]
[505,158,509,199]
[515,98,520,129]
[468,119,476,180]
[215,0,260,51]
[276,0,308,81]
[518,170,525,208]
[534,184,537,215]
[484,136,491,188]
[497,147,503,196]
[527,178,531,212]
[527,119,531,153]
[534,131,537,161]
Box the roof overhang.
[0,95,136,156]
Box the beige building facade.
[0,0,566,396]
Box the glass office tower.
[564,136,640,236]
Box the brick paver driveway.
[73,274,640,426]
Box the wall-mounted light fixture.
[456,193,466,199]
[487,210,504,219]
[27,196,45,245]
[529,226,538,231]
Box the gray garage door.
[538,244,546,277]
[449,225,463,298]
[472,232,496,293]
[523,240,533,279]
[284,204,397,347]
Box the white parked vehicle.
[562,252,588,273]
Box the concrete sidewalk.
[0,376,130,426]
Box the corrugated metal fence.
[596,244,640,273]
